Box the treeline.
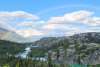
[0,40,30,55]
[0,56,100,67]
[0,40,30,66]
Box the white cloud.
[46,10,93,24]
[0,10,100,37]
[17,20,45,28]
[16,29,44,37]
[63,10,93,23]
[0,11,41,37]
[43,24,57,30]
[82,17,100,26]
[43,10,99,29]
[43,10,92,30]
[42,10,100,36]
[0,11,39,20]
[17,21,33,27]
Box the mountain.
[0,40,27,55]
[1,31,34,43]
[0,27,9,38]
[33,32,100,47]
[33,32,100,64]
[0,27,9,32]
[0,39,30,65]
[0,27,41,43]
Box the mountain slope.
[33,32,100,64]
[0,40,27,56]
[1,31,31,43]
[0,27,40,43]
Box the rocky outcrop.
[33,32,100,64]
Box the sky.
[0,0,100,37]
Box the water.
[15,45,47,61]
[32,57,47,61]
[15,47,31,58]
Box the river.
[15,45,47,61]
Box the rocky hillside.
[33,32,100,64]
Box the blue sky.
[0,0,98,19]
[0,0,100,37]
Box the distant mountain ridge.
[0,27,41,43]
[34,32,100,47]
[0,27,9,32]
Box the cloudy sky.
[0,0,100,37]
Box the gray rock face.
[34,32,100,64]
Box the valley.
[0,32,100,67]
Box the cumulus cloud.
[0,10,100,37]
[17,21,33,27]
[0,11,39,20]
[45,10,93,24]
[16,29,44,37]
[42,10,100,36]
[82,17,100,26]
[0,11,41,37]
[43,10,100,29]
[0,11,39,26]
[17,20,45,28]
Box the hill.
[33,32,100,64]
